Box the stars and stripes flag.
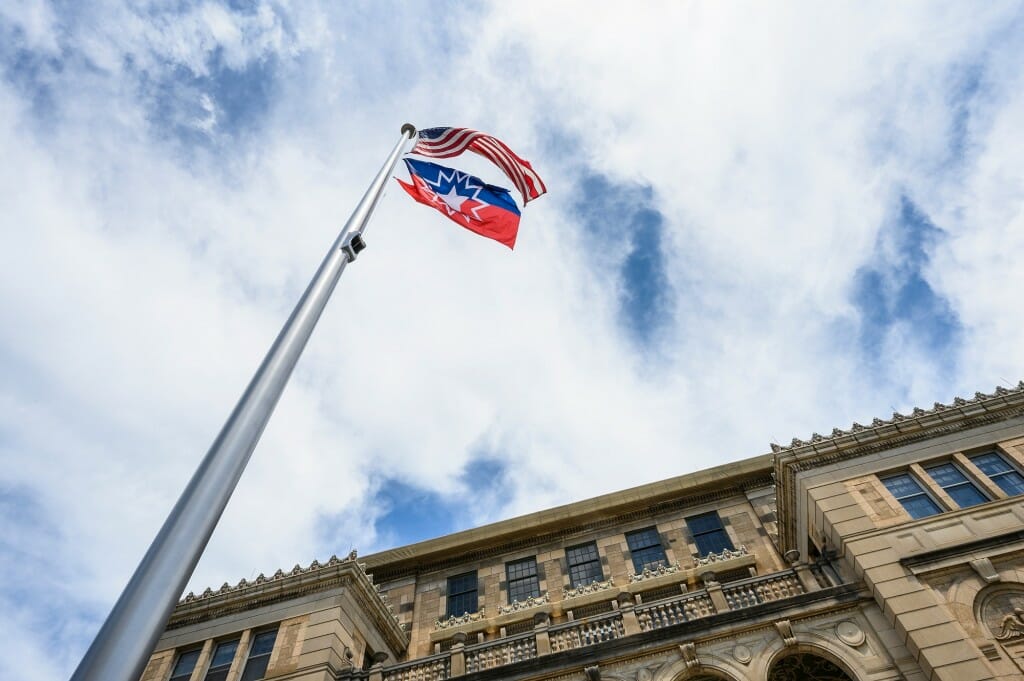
[411,127,547,204]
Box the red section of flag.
[412,127,547,205]
[397,175,520,249]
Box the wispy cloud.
[2,2,1024,678]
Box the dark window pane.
[882,474,922,499]
[686,512,723,535]
[249,631,277,657]
[971,452,1012,475]
[209,641,239,669]
[446,572,478,617]
[993,471,1024,496]
[686,512,734,557]
[626,527,667,572]
[170,650,200,681]
[239,629,278,681]
[946,484,988,508]
[925,463,988,509]
[566,542,603,587]
[506,557,541,603]
[902,494,941,519]
[971,452,1024,497]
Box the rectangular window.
[970,451,1024,497]
[446,572,478,618]
[239,629,278,681]
[925,462,989,508]
[686,512,734,557]
[204,639,240,681]
[565,542,603,588]
[881,473,942,519]
[506,557,541,604]
[169,649,201,681]
[625,527,668,573]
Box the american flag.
[411,127,547,204]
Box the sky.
[2,1,1024,678]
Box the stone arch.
[767,652,857,680]
[655,658,744,681]
[761,640,864,681]
[975,582,1024,640]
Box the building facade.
[141,384,1024,681]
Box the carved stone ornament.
[732,644,752,665]
[628,562,682,583]
[679,642,699,669]
[983,590,1024,640]
[564,577,615,599]
[835,620,866,647]
[970,557,1001,584]
[498,592,550,615]
[434,607,486,630]
[695,545,749,567]
[776,619,797,647]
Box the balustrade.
[635,591,715,631]
[464,633,537,672]
[549,612,625,652]
[721,569,804,609]
[383,655,450,681]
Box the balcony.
[368,565,840,681]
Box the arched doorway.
[768,653,855,681]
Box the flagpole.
[70,123,417,681]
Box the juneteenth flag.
[411,127,547,204]
[397,158,522,249]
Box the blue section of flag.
[403,158,521,215]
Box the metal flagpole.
[70,123,417,681]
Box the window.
[686,512,734,557]
[970,451,1024,497]
[204,640,240,681]
[446,572,478,618]
[625,527,668,573]
[239,629,278,681]
[565,542,603,588]
[881,473,941,519]
[169,649,201,681]
[506,557,541,603]
[924,462,988,508]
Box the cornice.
[773,381,1024,552]
[168,552,408,654]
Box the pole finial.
[401,123,417,138]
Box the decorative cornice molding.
[773,382,1024,552]
[169,550,408,653]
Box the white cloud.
[2,2,1024,677]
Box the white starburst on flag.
[420,167,487,222]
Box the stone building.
[141,384,1024,681]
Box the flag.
[397,158,522,249]
[411,127,547,205]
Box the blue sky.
[3,2,1024,679]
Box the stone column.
[534,612,551,655]
[701,572,729,613]
[449,632,466,677]
[617,592,641,636]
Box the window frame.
[923,461,990,509]
[880,472,943,519]
[169,648,202,681]
[239,628,279,681]
[505,556,541,604]
[969,451,1024,497]
[565,541,604,588]
[625,526,668,573]
[685,511,735,557]
[203,638,240,681]
[445,571,479,618]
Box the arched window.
[768,653,856,681]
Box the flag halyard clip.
[342,233,367,262]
